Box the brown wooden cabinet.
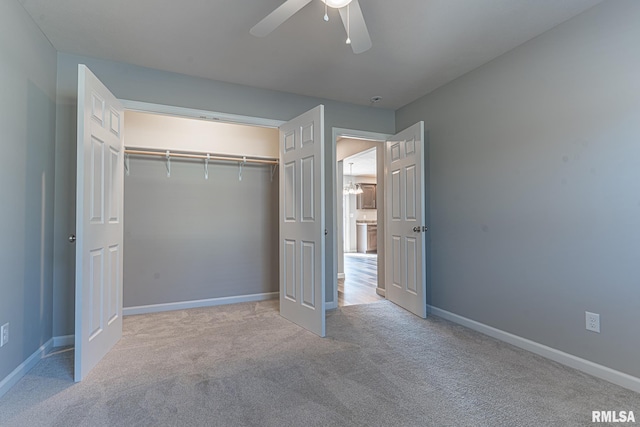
[357,184,376,209]
[357,223,377,253]
[367,225,377,252]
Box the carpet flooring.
[0,300,637,426]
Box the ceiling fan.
[250,0,372,54]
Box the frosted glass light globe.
[322,0,353,9]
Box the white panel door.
[385,122,426,318]
[279,105,325,337]
[75,65,124,381]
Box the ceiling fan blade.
[338,0,372,54]
[250,0,314,37]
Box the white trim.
[428,305,640,394]
[53,335,74,347]
[375,288,386,297]
[123,292,279,316]
[0,338,53,398]
[119,100,285,128]
[326,301,338,310]
[333,127,392,142]
[337,273,345,280]
[331,127,391,308]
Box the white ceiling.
[344,148,377,177]
[19,0,602,109]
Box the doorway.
[121,110,280,315]
[334,129,390,307]
[75,66,329,381]
[340,149,381,306]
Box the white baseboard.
[123,292,279,316]
[326,301,338,310]
[337,273,345,280]
[428,305,640,394]
[53,335,74,347]
[0,338,53,398]
[376,288,386,297]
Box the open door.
[279,105,326,337]
[75,65,124,381]
[384,122,427,318]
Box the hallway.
[338,253,384,307]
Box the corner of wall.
[0,0,58,391]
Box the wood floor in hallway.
[338,253,384,307]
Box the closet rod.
[124,149,278,165]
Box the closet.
[122,111,279,313]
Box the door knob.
[412,226,420,232]
[69,234,76,243]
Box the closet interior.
[122,111,279,312]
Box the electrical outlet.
[0,323,8,347]
[585,312,600,333]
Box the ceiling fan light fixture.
[322,0,353,9]
[252,0,371,54]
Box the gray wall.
[0,0,57,381]
[123,158,278,307]
[396,0,640,378]
[54,52,395,335]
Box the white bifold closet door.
[279,105,326,337]
[74,65,124,381]
[384,122,427,318]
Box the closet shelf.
[124,148,278,165]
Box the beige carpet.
[0,300,637,426]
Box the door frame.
[330,127,391,308]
